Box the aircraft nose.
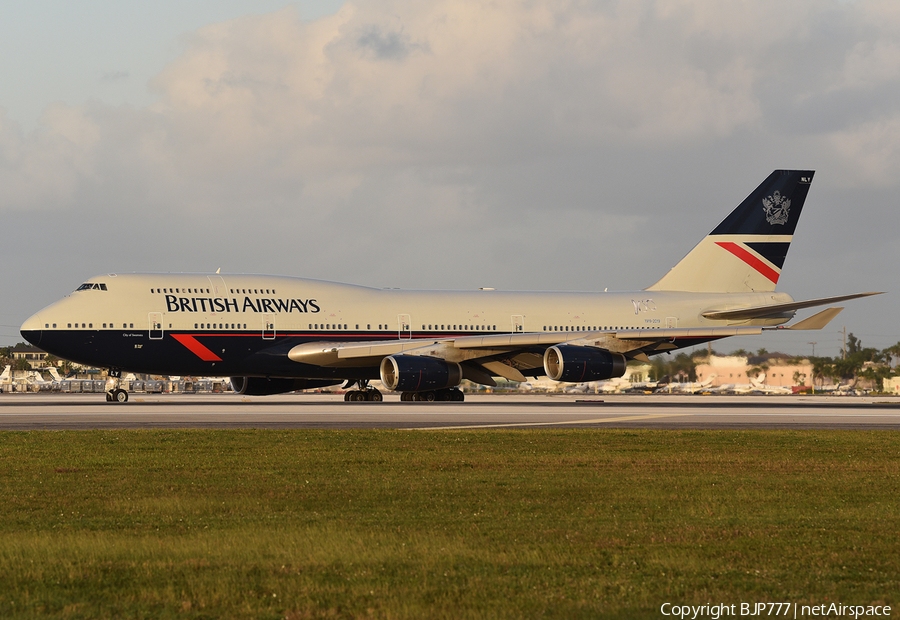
[20,312,42,346]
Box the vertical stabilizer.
[646,170,814,293]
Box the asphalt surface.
[2,392,900,430]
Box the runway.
[2,392,900,430]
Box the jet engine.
[543,346,627,383]
[379,355,463,392]
[229,376,340,396]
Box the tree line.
[648,333,900,388]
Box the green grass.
[0,430,898,619]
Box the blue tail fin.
[646,170,815,293]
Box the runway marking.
[416,413,685,430]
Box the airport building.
[695,354,813,389]
[10,345,49,369]
[883,376,900,394]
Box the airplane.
[655,375,717,394]
[749,375,793,394]
[20,170,881,403]
[22,370,56,391]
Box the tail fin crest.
[646,170,814,293]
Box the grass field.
[0,429,898,619]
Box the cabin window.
[45,323,49,328]
[367,324,370,330]
[53,324,57,328]
[89,324,92,328]
[194,324,198,329]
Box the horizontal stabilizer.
[786,307,843,330]
[701,292,882,321]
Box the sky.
[1,0,898,358]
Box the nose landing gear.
[105,369,129,403]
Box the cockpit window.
[75,283,108,291]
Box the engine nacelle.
[229,377,340,396]
[543,346,627,383]
[380,355,463,392]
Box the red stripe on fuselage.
[715,242,780,284]
[171,334,222,361]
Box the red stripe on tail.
[715,242,780,284]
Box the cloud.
[1,0,899,319]
[100,70,130,83]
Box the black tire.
[115,389,128,403]
[368,390,383,402]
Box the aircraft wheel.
[421,391,436,402]
[106,391,113,402]
[344,392,352,401]
[114,389,128,403]
[436,389,452,401]
[367,389,383,402]
[400,392,412,402]
[451,389,465,402]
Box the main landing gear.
[105,369,129,403]
[344,389,383,402]
[400,387,465,402]
[342,380,384,402]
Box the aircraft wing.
[289,308,843,384]
[701,292,882,321]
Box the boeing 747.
[20,170,880,402]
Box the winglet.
[785,307,843,330]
